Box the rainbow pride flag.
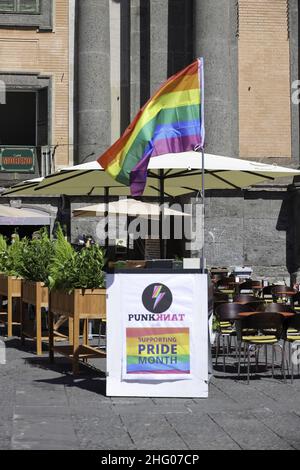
[99,58,205,196]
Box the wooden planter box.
[22,280,49,307]
[50,289,106,319]
[0,274,22,337]
[0,274,22,298]
[21,280,73,356]
[21,280,49,355]
[49,288,106,375]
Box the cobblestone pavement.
[1,334,300,450]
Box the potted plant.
[48,226,106,373]
[0,234,26,336]
[48,225,106,318]
[21,228,53,303]
[20,228,54,354]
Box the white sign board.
[106,272,208,398]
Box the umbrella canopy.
[73,199,191,219]
[1,178,43,197]
[0,205,50,226]
[3,152,300,197]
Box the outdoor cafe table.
[272,291,298,304]
[238,311,295,319]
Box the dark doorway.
[0,91,36,146]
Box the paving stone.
[165,413,240,450]
[121,414,188,450]
[208,410,294,450]
[252,410,300,450]
[2,333,300,450]
[72,415,136,450]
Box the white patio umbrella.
[3,152,300,197]
[3,151,300,262]
[31,152,300,197]
[1,178,43,197]
[73,199,191,219]
[0,205,50,226]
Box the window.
[0,0,40,14]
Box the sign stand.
[106,268,208,398]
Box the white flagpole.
[201,147,205,273]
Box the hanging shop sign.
[0,148,35,173]
[106,270,208,398]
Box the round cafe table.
[238,311,295,319]
[272,290,298,301]
[234,300,263,305]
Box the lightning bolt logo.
[152,285,166,310]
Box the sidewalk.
[1,335,300,450]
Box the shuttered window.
[0,0,40,14]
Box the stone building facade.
[1,0,300,280]
[0,0,73,183]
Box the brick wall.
[238,0,292,159]
[0,0,70,167]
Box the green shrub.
[0,235,7,273]
[4,234,28,277]
[48,225,105,292]
[74,244,105,290]
[21,228,54,283]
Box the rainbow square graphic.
[126,328,190,375]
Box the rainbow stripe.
[152,285,166,310]
[126,328,190,375]
[99,59,204,196]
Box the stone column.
[76,0,111,163]
[149,0,168,95]
[194,0,239,157]
[130,0,141,120]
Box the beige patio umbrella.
[73,199,191,219]
[1,178,43,197]
[4,152,300,197]
[4,151,300,260]
[0,205,50,226]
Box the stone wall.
[204,189,294,282]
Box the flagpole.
[199,57,205,274]
[201,147,205,274]
[159,169,165,259]
[105,187,109,252]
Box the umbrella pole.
[159,169,165,259]
[201,148,205,274]
[105,187,109,252]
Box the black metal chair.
[239,280,262,295]
[233,294,264,310]
[283,315,300,382]
[216,278,236,291]
[262,285,274,303]
[263,303,295,314]
[236,312,286,383]
[271,286,297,305]
[214,303,252,372]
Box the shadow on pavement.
[25,356,107,396]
